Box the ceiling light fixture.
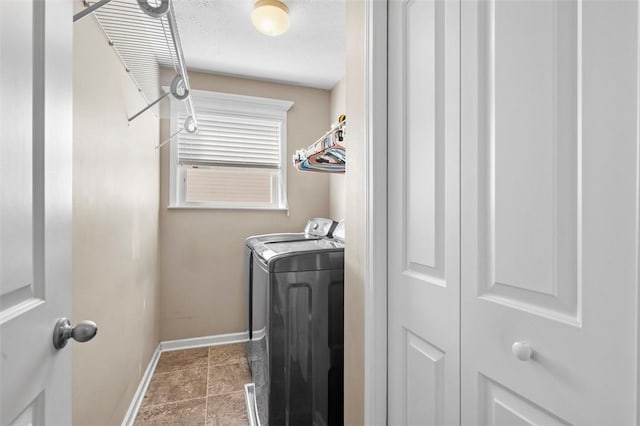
[251,0,290,37]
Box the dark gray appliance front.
[249,246,344,426]
[244,218,337,340]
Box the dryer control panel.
[304,217,337,237]
[332,220,345,242]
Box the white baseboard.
[121,345,161,426]
[159,330,249,352]
[121,331,250,426]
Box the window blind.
[185,166,274,203]
[177,112,281,168]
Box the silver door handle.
[52,318,97,350]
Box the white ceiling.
[173,0,346,90]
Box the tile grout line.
[139,365,209,410]
[153,364,208,376]
[155,358,244,376]
[140,396,208,410]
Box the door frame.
[363,0,388,424]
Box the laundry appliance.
[245,221,345,426]
[244,218,337,340]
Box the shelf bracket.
[73,0,113,22]
[128,74,191,123]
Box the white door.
[1,0,73,424]
[461,0,639,424]
[387,0,460,423]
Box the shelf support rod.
[73,0,113,22]
[128,91,171,122]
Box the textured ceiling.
[173,0,346,90]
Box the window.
[169,90,294,209]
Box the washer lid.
[245,218,336,249]
[245,232,321,250]
[255,238,344,263]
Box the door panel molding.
[400,0,446,285]
[476,0,581,325]
[479,375,570,426]
[404,329,445,426]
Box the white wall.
[73,14,160,425]
[158,70,332,340]
[329,79,347,221]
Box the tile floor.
[134,343,251,426]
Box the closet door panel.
[462,0,639,424]
[388,0,460,424]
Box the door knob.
[52,318,97,350]
[512,341,533,361]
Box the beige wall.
[329,79,347,221]
[73,15,160,426]
[159,71,331,340]
[344,0,366,424]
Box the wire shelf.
[81,0,197,128]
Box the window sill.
[167,204,289,212]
